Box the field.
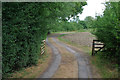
[62,32,96,47]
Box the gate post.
[92,40,95,56]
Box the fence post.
[43,40,45,54]
[92,40,95,56]
[41,40,46,55]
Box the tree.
[84,16,95,28]
[78,20,87,29]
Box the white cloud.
[79,0,107,20]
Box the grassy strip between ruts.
[6,45,52,79]
[58,33,118,78]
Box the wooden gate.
[92,40,105,56]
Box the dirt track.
[39,32,100,78]
[39,38,61,78]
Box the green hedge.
[2,3,48,77]
[94,2,120,61]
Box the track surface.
[39,33,94,78]
[39,38,61,78]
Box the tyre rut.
[38,38,61,78]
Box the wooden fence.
[40,40,46,55]
[92,40,105,56]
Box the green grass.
[77,29,94,32]
[77,29,88,32]
[51,31,75,33]
[51,29,95,34]
[92,54,118,78]
[51,31,66,33]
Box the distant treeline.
[51,15,95,32]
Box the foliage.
[77,20,87,29]
[52,21,77,32]
[93,2,120,61]
[2,2,86,77]
[84,16,95,29]
[51,20,88,32]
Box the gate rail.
[92,40,105,56]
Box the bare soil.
[62,32,96,47]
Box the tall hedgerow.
[94,2,120,61]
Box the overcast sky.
[77,0,108,20]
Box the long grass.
[91,53,118,78]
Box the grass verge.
[91,54,118,78]
[51,31,76,34]
[77,29,94,33]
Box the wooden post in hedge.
[92,40,95,56]
[41,40,46,55]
